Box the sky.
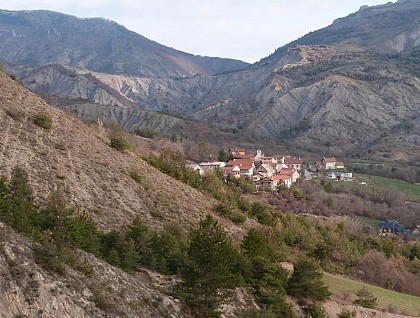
[0,0,392,62]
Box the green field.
[356,216,381,227]
[356,174,420,201]
[348,160,418,172]
[323,273,420,316]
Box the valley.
[0,1,419,317]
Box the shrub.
[33,241,66,274]
[236,308,278,318]
[305,303,328,318]
[5,108,25,121]
[109,124,131,152]
[135,127,159,139]
[292,187,305,200]
[129,170,142,184]
[323,196,333,208]
[353,287,377,309]
[323,182,333,193]
[230,211,247,224]
[33,113,52,130]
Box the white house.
[322,157,337,170]
[223,164,241,178]
[199,161,226,173]
[256,164,276,177]
[284,156,303,171]
[272,175,292,188]
[187,163,204,175]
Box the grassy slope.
[337,171,420,202]
[357,174,420,201]
[323,273,420,317]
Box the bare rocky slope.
[0,70,222,231]
[0,10,248,78]
[0,226,187,318]
[3,1,420,160]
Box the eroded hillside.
[0,71,220,231]
[0,225,186,318]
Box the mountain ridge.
[1,1,419,160]
[0,9,249,78]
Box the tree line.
[0,166,333,317]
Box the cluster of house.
[189,147,303,191]
[189,150,354,190]
[313,157,353,180]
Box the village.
[188,147,353,191]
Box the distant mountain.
[3,1,420,160]
[0,10,249,77]
[263,0,420,62]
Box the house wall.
[325,162,336,170]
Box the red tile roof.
[324,157,337,163]
[279,168,294,175]
[272,175,291,181]
[228,159,254,167]
[285,157,302,165]
[236,154,255,159]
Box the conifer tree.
[178,215,240,317]
[286,257,331,301]
[8,166,36,233]
[241,228,293,317]
[0,176,11,224]
[126,216,152,265]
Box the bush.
[305,303,328,318]
[230,211,247,224]
[33,113,52,130]
[129,170,142,184]
[5,108,25,121]
[135,127,159,139]
[109,124,131,152]
[353,287,377,309]
[33,241,66,274]
[236,308,277,318]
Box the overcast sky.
[0,0,392,62]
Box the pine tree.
[353,287,377,309]
[178,215,240,317]
[0,176,11,224]
[8,166,36,234]
[286,257,331,301]
[125,216,152,265]
[241,229,293,317]
[149,225,188,274]
[69,211,101,255]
